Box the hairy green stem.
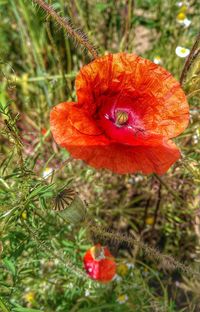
[120,0,134,51]
[90,224,200,277]
[180,31,200,85]
[14,73,76,83]
[32,0,98,59]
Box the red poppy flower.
[83,244,116,283]
[50,53,189,174]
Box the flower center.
[91,245,105,261]
[176,12,186,21]
[115,110,129,127]
[180,48,187,54]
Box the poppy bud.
[41,128,51,142]
[83,243,116,283]
[41,128,47,136]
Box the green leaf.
[3,257,16,276]
[13,308,43,312]
[28,184,55,200]
[95,3,111,12]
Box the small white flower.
[193,135,198,144]
[42,167,53,179]
[176,1,183,7]
[176,1,189,7]
[176,14,191,28]
[41,281,49,290]
[113,274,122,282]
[85,289,90,296]
[134,175,143,183]
[183,18,191,28]
[40,259,46,265]
[153,56,162,65]
[127,262,135,269]
[68,282,74,289]
[25,287,31,292]
[117,294,129,304]
[54,259,59,265]
[175,46,190,58]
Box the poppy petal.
[62,138,180,175]
[50,102,108,147]
[76,53,189,139]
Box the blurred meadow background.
[0,0,200,311]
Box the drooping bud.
[83,243,116,283]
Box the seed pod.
[83,243,116,283]
[115,110,128,126]
[58,194,87,224]
[53,188,76,211]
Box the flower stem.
[15,73,76,83]
[32,0,98,59]
[180,31,200,85]
[154,174,184,204]
[119,0,134,51]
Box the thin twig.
[120,0,134,51]
[32,0,98,59]
[154,174,185,205]
[142,197,151,230]
[152,182,162,232]
[180,31,200,85]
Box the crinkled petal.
[50,102,108,147]
[76,53,189,139]
[50,102,181,174]
[62,139,181,175]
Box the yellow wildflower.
[176,12,191,28]
[23,291,35,303]
[179,5,188,13]
[117,263,129,277]
[145,216,155,226]
[21,211,27,220]
[176,12,186,22]
[117,294,128,304]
